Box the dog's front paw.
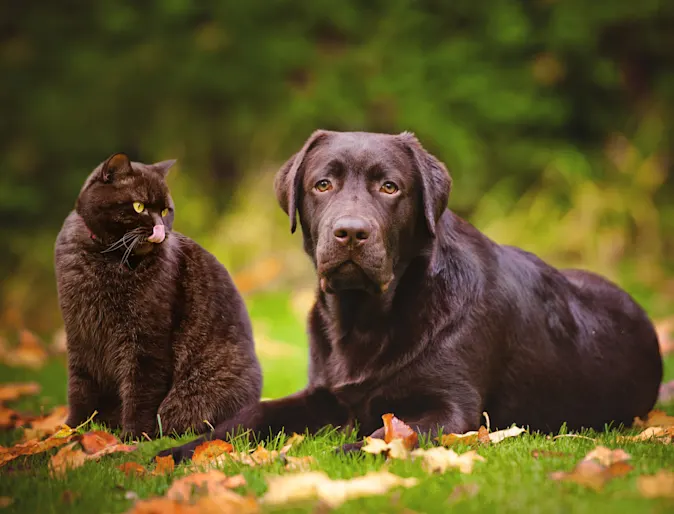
[156,438,204,464]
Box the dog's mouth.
[319,261,392,295]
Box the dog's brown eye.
[315,179,333,192]
[380,181,399,195]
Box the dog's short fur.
[162,130,662,461]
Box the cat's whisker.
[120,235,141,268]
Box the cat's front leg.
[66,368,101,427]
[119,372,162,440]
[156,392,204,437]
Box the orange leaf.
[166,470,246,501]
[118,462,147,477]
[0,433,75,468]
[0,382,40,402]
[153,455,175,475]
[21,406,69,440]
[638,470,674,499]
[634,410,674,428]
[49,442,87,477]
[382,413,418,449]
[2,330,48,369]
[192,439,234,465]
[80,431,119,454]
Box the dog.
[160,130,662,461]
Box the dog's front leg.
[157,387,349,463]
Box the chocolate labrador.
[161,130,662,461]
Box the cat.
[54,153,262,438]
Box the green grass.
[1,292,674,513]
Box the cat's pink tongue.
[148,224,165,244]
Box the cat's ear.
[101,153,132,183]
[153,159,177,177]
[275,130,331,233]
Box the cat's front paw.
[156,438,204,464]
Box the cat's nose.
[148,224,165,244]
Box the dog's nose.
[333,217,371,246]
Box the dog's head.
[275,130,452,294]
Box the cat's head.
[76,153,176,256]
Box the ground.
[1,291,673,513]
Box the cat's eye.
[380,181,399,195]
[315,179,333,192]
[133,202,145,213]
[161,208,169,217]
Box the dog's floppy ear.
[398,132,452,236]
[275,130,330,233]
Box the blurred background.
[1,0,673,399]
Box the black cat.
[55,153,262,438]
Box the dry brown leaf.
[0,497,13,508]
[638,470,674,499]
[550,447,634,491]
[411,447,485,474]
[128,495,258,514]
[125,498,202,514]
[634,410,674,428]
[118,462,147,477]
[382,413,418,449]
[0,432,75,468]
[0,382,41,402]
[362,437,410,460]
[2,330,49,369]
[0,406,24,430]
[80,430,119,454]
[192,439,234,466]
[620,426,674,443]
[438,424,525,447]
[284,455,316,471]
[49,442,88,477]
[262,471,418,507]
[154,455,175,475]
[167,470,247,501]
[21,406,69,441]
[280,433,305,454]
[583,446,631,467]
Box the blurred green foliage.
[1,0,673,331]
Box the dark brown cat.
[54,153,262,438]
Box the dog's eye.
[315,179,333,192]
[380,181,399,195]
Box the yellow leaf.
[166,470,246,501]
[411,447,485,474]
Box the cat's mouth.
[134,226,166,255]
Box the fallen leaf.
[192,439,234,466]
[167,470,246,501]
[620,426,674,443]
[1,330,48,369]
[638,470,674,499]
[438,424,525,447]
[128,495,258,514]
[488,425,527,443]
[49,442,88,477]
[284,455,316,471]
[583,446,630,467]
[80,430,119,454]
[634,410,674,428]
[0,433,75,468]
[262,471,419,507]
[21,406,69,440]
[0,382,41,402]
[362,437,410,460]
[0,497,13,508]
[61,490,80,505]
[382,413,418,449]
[0,405,24,430]
[550,447,633,491]
[411,447,485,474]
[154,455,175,475]
[280,433,305,454]
[118,462,147,477]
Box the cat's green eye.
[161,208,169,217]
[133,202,145,213]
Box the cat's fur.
[54,153,262,438]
